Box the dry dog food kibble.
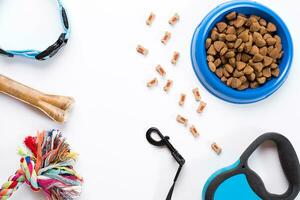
[146,12,155,26]
[136,45,148,56]
[163,80,173,92]
[169,13,180,25]
[156,65,166,77]
[192,88,201,101]
[179,93,186,106]
[211,142,222,155]
[189,125,199,137]
[176,115,188,126]
[161,31,171,44]
[171,51,180,65]
[205,12,283,90]
[147,78,158,87]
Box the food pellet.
[161,32,171,44]
[146,12,155,26]
[147,78,158,87]
[205,12,283,90]
[189,125,199,137]
[178,93,186,106]
[136,45,148,56]
[197,101,207,113]
[169,13,180,25]
[211,142,222,155]
[192,88,201,101]
[156,65,166,77]
[176,115,188,126]
[171,51,180,65]
[163,80,173,92]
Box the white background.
[0,0,300,199]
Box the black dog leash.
[146,127,185,200]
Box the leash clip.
[146,127,185,166]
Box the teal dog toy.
[203,133,300,200]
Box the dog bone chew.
[0,75,74,123]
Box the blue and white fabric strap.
[0,0,70,60]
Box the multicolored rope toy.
[0,130,83,200]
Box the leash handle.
[146,127,185,200]
[239,133,300,200]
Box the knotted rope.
[0,130,83,200]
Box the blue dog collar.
[0,0,70,60]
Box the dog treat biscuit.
[192,88,201,101]
[146,12,155,26]
[169,13,180,25]
[171,51,180,65]
[197,101,207,113]
[161,32,171,44]
[178,93,186,106]
[189,125,199,137]
[136,45,148,56]
[163,80,173,92]
[147,78,158,87]
[211,142,222,155]
[176,115,188,126]
[156,65,166,77]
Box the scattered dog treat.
[197,101,207,113]
[206,12,283,90]
[163,79,173,92]
[146,12,156,26]
[147,78,158,87]
[189,125,199,137]
[176,114,188,126]
[161,31,171,44]
[178,93,186,106]
[171,51,180,65]
[156,65,166,77]
[169,13,180,26]
[211,142,222,155]
[136,45,148,56]
[192,88,201,101]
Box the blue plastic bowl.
[191,0,293,104]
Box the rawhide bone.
[0,75,74,123]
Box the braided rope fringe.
[0,130,83,200]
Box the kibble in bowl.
[191,1,293,104]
